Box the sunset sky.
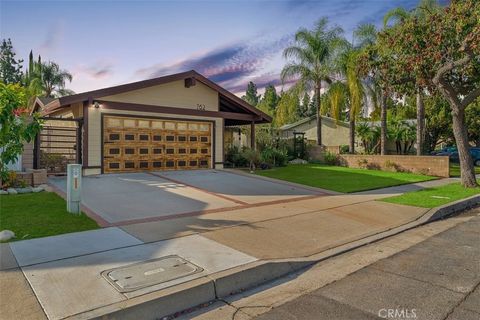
[1,0,431,96]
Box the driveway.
[49,170,321,225]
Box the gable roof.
[279,115,349,131]
[42,70,271,123]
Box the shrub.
[225,145,249,168]
[323,151,338,165]
[340,145,349,154]
[261,146,288,167]
[242,148,261,171]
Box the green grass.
[255,164,436,193]
[381,182,480,208]
[0,192,99,242]
[450,164,480,177]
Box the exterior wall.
[22,142,34,170]
[281,117,349,147]
[86,107,224,175]
[338,154,450,177]
[48,102,83,118]
[100,80,219,111]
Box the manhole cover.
[102,255,203,292]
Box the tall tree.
[242,81,260,106]
[298,92,310,118]
[274,91,300,127]
[384,0,441,155]
[0,39,23,84]
[257,84,278,116]
[378,0,480,187]
[40,61,73,98]
[281,17,347,146]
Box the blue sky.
[2,0,421,95]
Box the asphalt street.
[255,212,480,320]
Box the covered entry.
[103,115,213,173]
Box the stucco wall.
[86,108,224,174]
[100,80,219,111]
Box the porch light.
[93,101,101,109]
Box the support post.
[250,121,255,150]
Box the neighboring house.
[279,115,350,148]
[35,70,271,175]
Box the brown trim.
[96,100,262,122]
[82,101,89,167]
[221,118,225,165]
[100,113,216,173]
[42,70,272,123]
[83,166,101,169]
[250,121,256,150]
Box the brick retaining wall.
[338,155,450,177]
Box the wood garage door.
[103,115,212,173]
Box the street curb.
[426,194,480,222]
[70,195,479,320]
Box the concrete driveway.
[49,170,321,225]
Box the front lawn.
[255,164,436,193]
[450,164,480,177]
[0,192,99,242]
[381,182,480,208]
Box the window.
[109,133,120,141]
[153,148,162,154]
[201,148,208,154]
[166,135,175,142]
[153,161,162,168]
[200,160,208,166]
[178,160,186,167]
[125,148,135,155]
[166,148,174,154]
[153,135,162,141]
[109,163,120,169]
[109,148,120,155]
[189,136,198,142]
[139,161,148,168]
[200,136,209,143]
[178,136,186,142]
[139,148,148,154]
[139,134,149,141]
[166,160,175,167]
[178,148,186,154]
[125,134,135,141]
[190,148,197,154]
[125,162,135,169]
[189,160,197,166]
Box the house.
[279,115,350,148]
[35,70,271,175]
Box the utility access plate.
[102,255,203,292]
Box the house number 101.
[196,104,206,111]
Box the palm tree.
[384,0,441,155]
[40,61,73,98]
[281,17,347,146]
[329,24,377,154]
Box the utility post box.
[67,164,82,214]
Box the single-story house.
[279,115,351,148]
[36,70,271,175]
